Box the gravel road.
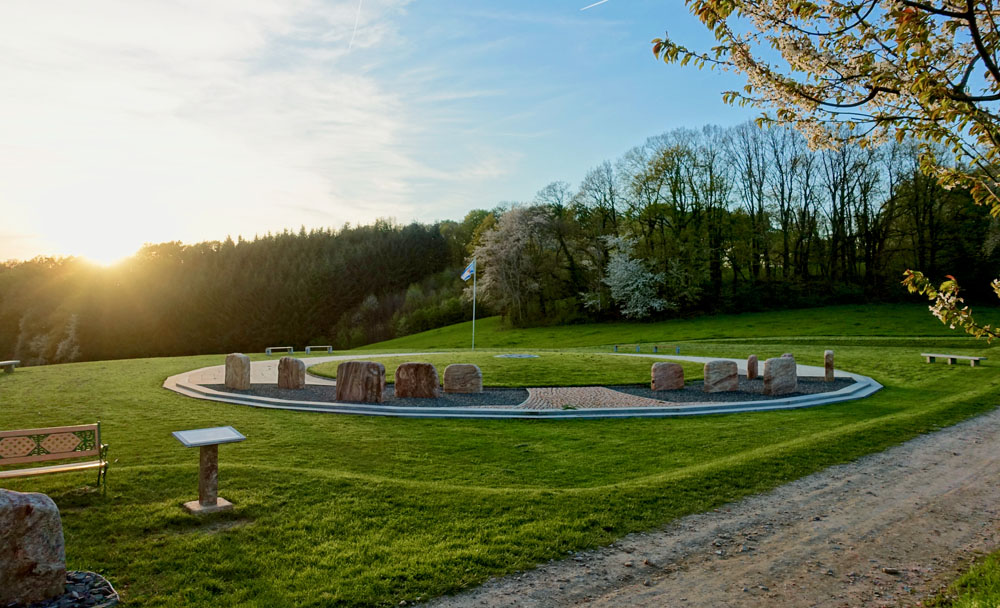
[426,408,1000,607]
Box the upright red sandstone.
[651,362,684,391]
[395,362,441,398]
[278,357,306,389]
[335,361,385,403]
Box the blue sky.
[0,0,757,263]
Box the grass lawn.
[2,303,1000,607]
[309,352,705,387]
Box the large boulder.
[747,354,759,380]
[704,360,738,393]
[443,364,483,394]
[225,353,251,390]
[335,361,385,403]
[395,362,441,398]
[824,350,835,382]
[764,356,798,395]
[651,362,684,391]
[278,357,306,389]
[0,490,66,606]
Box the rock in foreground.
[0,489,66,606]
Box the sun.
[73,239,137,267]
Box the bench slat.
[920,353,986,360]
[0,460,104,479]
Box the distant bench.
[265,346,294,356]
[922,353,987,367]
[305,346,333,354]
[0,423,109,486]
[0,360,19,373]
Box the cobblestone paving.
[518,386,675,409]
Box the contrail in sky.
[349,0,363,49]
[580,0,611,10]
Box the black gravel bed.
[610,377,857,403]
[17,571,119,608]
[204,384,529,408]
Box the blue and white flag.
[460,259,476,281]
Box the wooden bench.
[305,345,333,354]
[922,353,987,367]
[265,346,294,356]
[0,423,109,486]
[0,360,19,373]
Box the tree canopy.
[654,0,1000,339]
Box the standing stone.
[824,350,835,382]
[651,362,684,391]
[0,490,66,606]
[335,361,385,403]
[444,364,483,394]
[395,362,441,398]
[225,353,251,390]
[763,356,798,395]
[747,355,759,380]
[703,360,739,393]
[278,356,306,389]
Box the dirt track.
[427,408,1000,607]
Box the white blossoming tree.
[654,0,1000,340]
[602,236,670,319]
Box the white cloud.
[0,0,484,263]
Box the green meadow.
[2,303,999,607]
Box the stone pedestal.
[747,355,759,380]
[704,360,738,393]
[225,353,251,390]
[182,444,234,514]
[444,364,483,393]
[0,490,66,606]
[764,356,798,395]
[651,362,684,391]
[395,362,441,398]
[278,357,306,389]
[824,350,835,382]
[335,361,386,403]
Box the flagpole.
[471,259,476,351]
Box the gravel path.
[425,408,1000,608]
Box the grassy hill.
[363,303,992,351]
[2,303,999,607]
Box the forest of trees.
[3,122,998,365]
